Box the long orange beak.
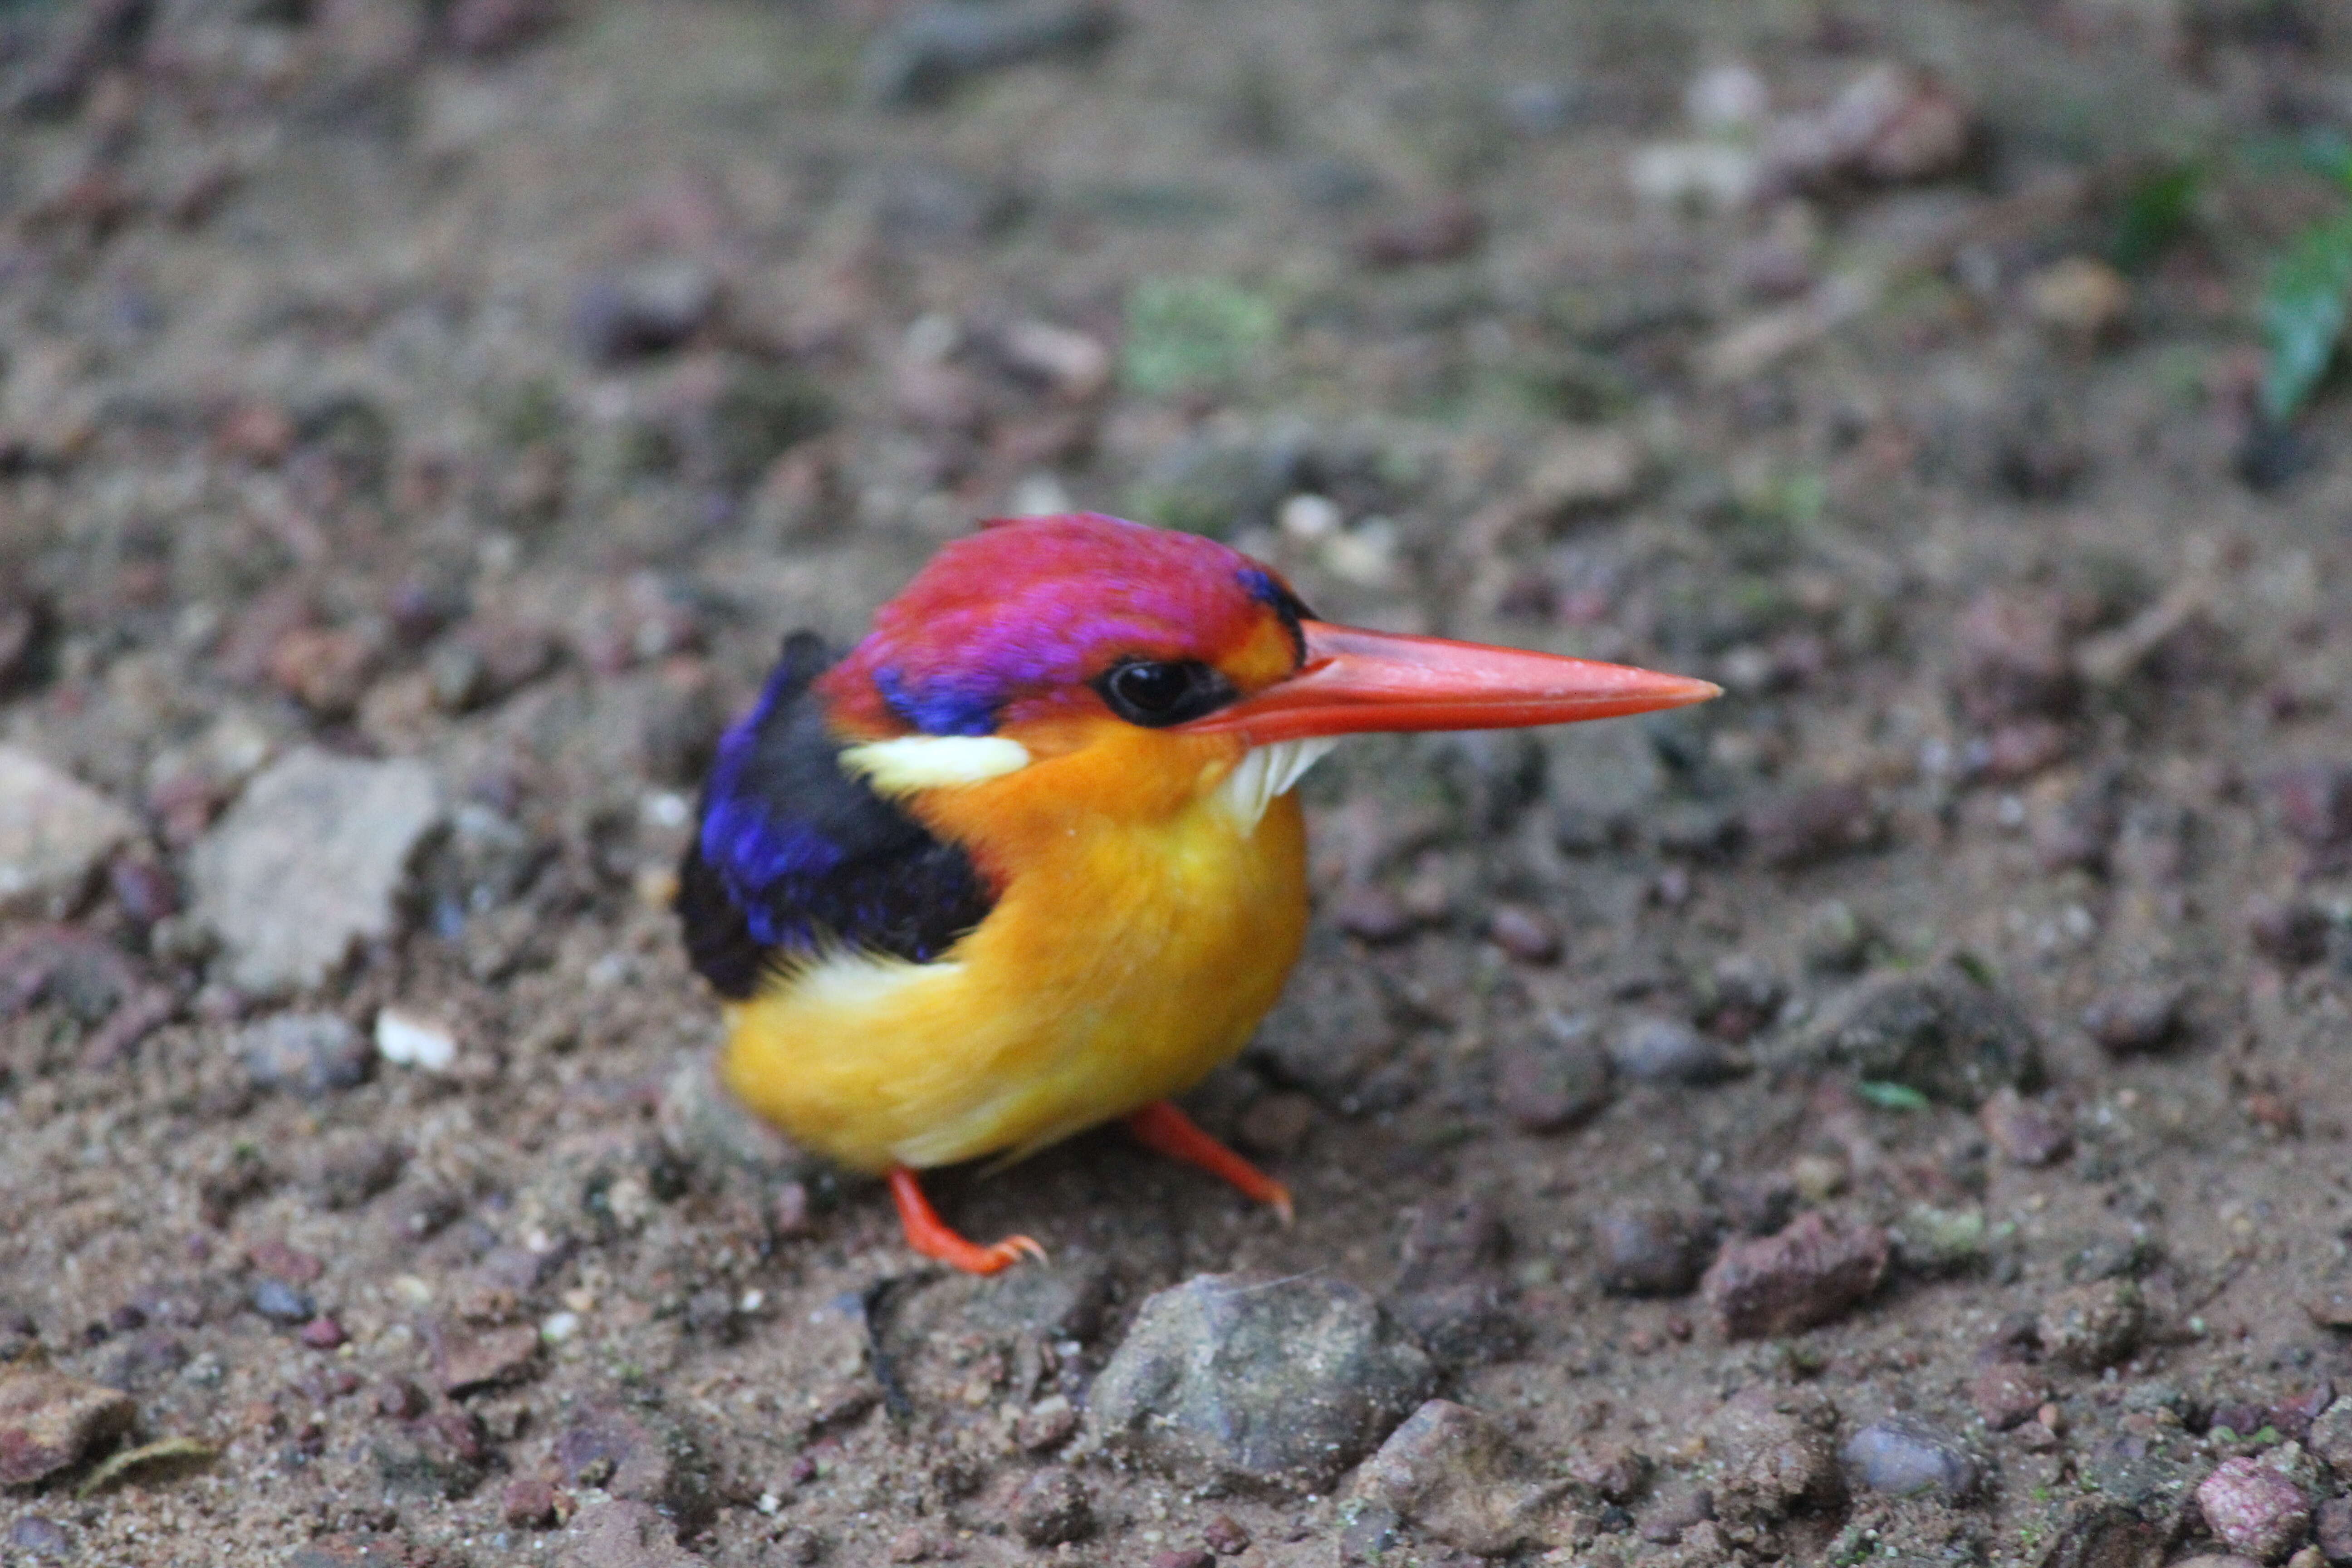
[1181,621,1720,745]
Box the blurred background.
[4,3,2352,1565]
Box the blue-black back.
[676,634,996,999]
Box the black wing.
[676,633,996,999]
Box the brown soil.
[4,3,2352,1566]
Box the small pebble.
[1235,1093,1316,1157]
[1201,1514,1251,1554]
[1592,1206,1709,1298]
[2083,983,2184,1054]
[2314,1497,2352,1564]
[2199,1456,2312,1563]
[1703,1210,1888,1340]
[1488,903,1561,963]
[1980,1086,2073,1166]
[1844,1414,1978,1498]
[1745,783,1880,868]
[502,1476,561,1529]
[1356,196,1485,269]
[1969,1361,2050,1431]
[2039,1279,2145,1371]
[240,1012,371,1099]
[1609,1016,1744,1084]
[250,1278,316,1323]
[2270,764,2352,848]
[2249,898,2331,967]
[299,1315,348,1350]
[1494,1034,1612,1133]
[376,1009,458,1073]
[1009,1467,1095,1547]
[6,1516,70,1560]
[1331,882,1414,944]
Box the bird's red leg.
[886,1166,1046,1275]
[1124,1100,1294,1224]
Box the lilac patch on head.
[874,665,998,737]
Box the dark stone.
[1842,1414,1978,1498]
[1745,783,1882,867]
[306,1135,407,1210]
[1705,1385,1845,1519]
[371,1411,487,1500]
[2249,897,2332,967]
[570,263,717,364]
[1085,1273,1435,1490]
[555,1403,717,1536]
[240,1012,371,1098]
[2038,1279,2145,1371]
[1248,945,1404,1110]
[250,1278,316,1323]
[1009,1467,1095,1547]
[2271,763,2352,848]
[95,1328,191,1391]
[2315,1496,2352,1564]
[2083,985,2185,1054]
[1592,1206,1710,1297]
[1955,588,2078,724]
[1701,1210,1888,1340]
[2036,1502,2165,1568]
[502,1477,561,1529]
[1494,1032,1612,1132]
[435,1323,541,1395]
[861,0,1115,108]
[1980,1086,2073,1166]
[1391,1196,1524,1368]
[1803,969,2043,1107]
[6,1515,71,1560]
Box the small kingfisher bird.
[677,512,1716,1273]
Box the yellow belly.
[718,791,1308,1172]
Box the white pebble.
[1278,492,1342,543]
[375,1009,457,1073]
[540,1311,581,1344]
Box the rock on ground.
[0,1360,137,1485]
[2198,1457,2311,1563]
[0,745,138,919]
[239,1012,372,1098]
[1347,1399,1577,1558]
[1705,1385,1846,1519]
[1701,1209,1889,1339]
[562,1499,705,1568]
[2039,1279,2146,1371]
[187,748,444,995]
[1801,968,2043,1106]
[1084,1272,1435,1490]
[1842,1414,1979,1499]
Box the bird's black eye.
[1096,659,1237,728]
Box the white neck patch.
[1216,738,1341,830]
[839,734,1034,795]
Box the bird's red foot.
[887,1166,1046,1275]
[1124,1100,1294,1224]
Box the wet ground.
[4,1,2352,1564]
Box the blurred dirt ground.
[4,1,2352,1564]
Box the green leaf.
[1122,277,1279,397]
[2110,164,2200,274]
[2260,213,2352,422]
[1857,1079,1931,1112]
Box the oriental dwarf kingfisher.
[677,512,1717,1274]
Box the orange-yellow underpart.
[717,712,1311,1174]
